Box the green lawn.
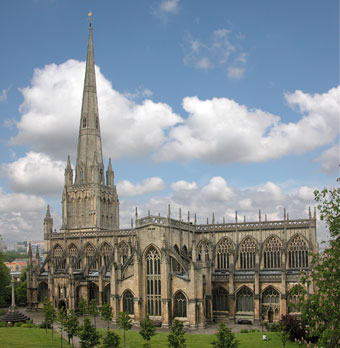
[0,327,305,348]
[0,327,72,348]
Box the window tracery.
[54,245,65,270]
[198,240,209,261]
[123,290,134,314]
[262,287,280,322]
[236,286,254,312]
[174,292,187,317]
[216,238,233,269]
[146,247,161,316]
[69,244,81,269]
[263,236,281,269]
[239,237,256,269]
[288,235,308,268]
[213,287,228,311]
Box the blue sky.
[0,0,338,244]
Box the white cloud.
[155,86,340,163]
[317,143,339,174]
[0,187,48,243]
[2,152,65,196]
[0,89,7,103]
[12,60,182,161]
[184,28,246,78]
[227,66,245,79]
[123,86,153,100]
[171,180,198,191]
[159,0,179,14]
[117,177,166,197]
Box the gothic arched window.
[54,244,65,270]
[263,236,282,269]
[120,242,129,264]
[89,282,99,303]
[102,243,113,269]
[123,290,134,314]
[146,247,161,316]
[288,291,301,314]
[69,244,81,270]
[288,235,309,269]
[198,240,209,261]
[174,292,187,318]
[85,244,98,270]
[213,287,229,311]
[239,237,256,269]
[38,282,48,302]
[262,287,280,322]
[216,238,233,270]
[236,287,254,312]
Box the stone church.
[27,24,318,328]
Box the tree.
[212,322,238,348]
[88,299,100,328]
[101,303,113,331]
[77,317,100,348]
[139,314,156,348]
[57,307,67,348]
[43,299,56,339]
[0,249,10,306]
[118,311,132,348]
[77,298,88,316]
[276,322,289,348]
[168,319,186,348]
[101,331,120,348]
[292,178,340,347]
[15,267,27,305]
[64,310,79,348]
[2,251,27,262]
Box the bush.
[264,322,271,331]
[14,322,23,327]
[0,309,6,316]
[280,315,306,342]
[240,329,248,333]
[250,329,259,332]
[39,321,51,329]
[0,321,7,327]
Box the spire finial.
[88,12,93,27]
[194,213,197,225]
[168,204,171,218]
[135,207,138,219]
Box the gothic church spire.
[75,23,103,184]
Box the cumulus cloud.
[12,60,182,161]
[117,177,166,197]
[183,28,246,78]
[2,152,65,196]
[0,187,48,243]
[159,0,179,14]
[155,87,340,163]
[317,143,339,174]
[0,89,8,103]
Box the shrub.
[0,321,7,327]
[212,323,239,348]
[240,329,248,333]
[280,315,306,342]
[39,321,51,329]
[264,322,271,331]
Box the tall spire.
[75,23,103,184]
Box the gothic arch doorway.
[268,309,274,323]
[58,299,66,311]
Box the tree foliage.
[43,299,56,338]
[57,308,67,348]
[64,309,79,348]
[168,319,186,348]
[101,331,120,348]
[77,298,88,316]
[77,317,100,348]
[212,322,238,348]
[15,267,27,305]
[139,314,156,348]
[0,250,10,306]
[2,251,28,262]
[88,299,100,328]
[118,311,132,348]
[292,179,340,347]
[101,303,113,331]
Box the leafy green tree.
[64,309,79,348]
[101,303,113,331]
[57,307,67,348]
[168,319,186,348]
[101,331,120,348]
[0,249,10,306]
[77,298,88,316]
[2,251,27,262]
[292,179,340,347]
[77,317,100,348]
[139,314,156,348]
[212,322,238,348]
[118,311,132,348]
[276,322,289,348]
[15,267,27,305]
[43,299,56,339]
[88,299,100,328]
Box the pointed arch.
[212,286,229,311]
[263,235,282,269]
[122,289,134,314]
[84,242,98,270]
[288,234,309,268]
[197,239,210,261]
[145,246,161,316]
[119,241,129,264]
[68,243,81,269]
[37,282,48,302]
[101,242,113,269]
[173,291,187,318]
[236,286,254,312]
[89,282,99,303]
[261,286,280,322]
[239,236,257,269]
[216,237,234,270]
[53,244,65,269]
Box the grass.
[0,327,305,348]
[0,327,72,348]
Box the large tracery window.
[239,237,256,269]
[85,244,98,270]
[120,242,129,264]
[236,287,254,312]
[38,282,48,302]
[288,291,301,314]
[174,292,187,318]
[288,235,309,269]
[146,247,161,316]
[54,245,65,270]
[262,287,280,322]
[213,287,229,311]
[216,238,233,270]
[198,240,209,261]
[123,290,134,315]
[102,242,113,270]
[263,236,282,269]
[69,244,81,270]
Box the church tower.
[61,23,119,232]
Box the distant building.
[27,24,318,327]
[5,259,28,280]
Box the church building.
[27,24,318,328]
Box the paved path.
[23,308,261,347]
